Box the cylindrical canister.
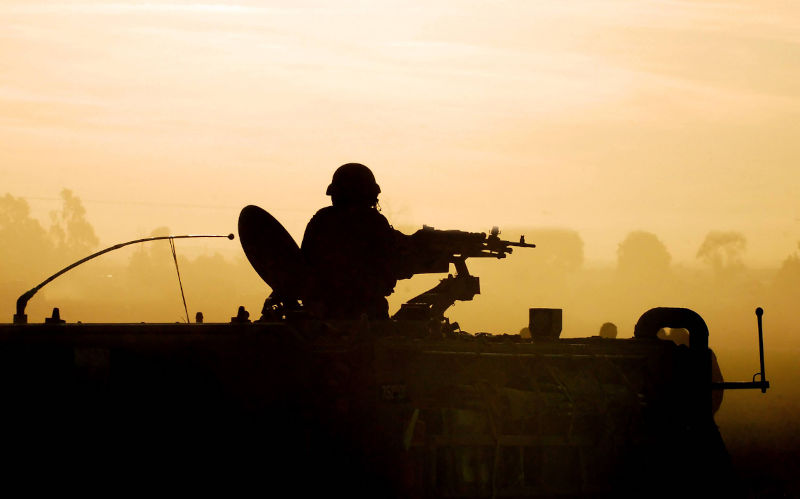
[529,308,562,340]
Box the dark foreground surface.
[0,320,742,497]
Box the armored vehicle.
[0,206,769,497]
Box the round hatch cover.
[238,205,310,299]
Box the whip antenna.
[168,237,190,323]
[13,233,235,324]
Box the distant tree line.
[1,190,798,330]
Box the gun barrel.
[506,240,536,248]
[506,234,536,248]
[412,226,535,269]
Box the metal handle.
[756,307,767,393]
[711,307,769,393]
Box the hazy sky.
[3,0,799,264]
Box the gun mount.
[395,225,536,326]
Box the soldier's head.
[326,163,381,207]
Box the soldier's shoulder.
[362,208,391,228]
[308,206,337,222]
[307,206,391,231]
[314,206,337,216]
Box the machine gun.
[394,226,535,326]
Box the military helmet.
[326,163,381,202]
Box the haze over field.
[2,1,799,495]
[3,0,800,265]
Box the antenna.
[13,233,235,324]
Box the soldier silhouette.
[301,163,412,319]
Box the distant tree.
[773,242,800,292]
[617,230,671,279]
[0,194,50,246]
[49,189,99,259]
[127,227,173,284]
[525,228,584,272]
[0,194,54,281]
[696,231,746,276]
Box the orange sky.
[3,0,799,265]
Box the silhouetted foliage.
[697,231,746,278]
[49,189,99,260]
[127,227,174,286]
[617,230,671,279]
[0,194,54,282]
[524,228,584,272]
[773,242,800,292]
